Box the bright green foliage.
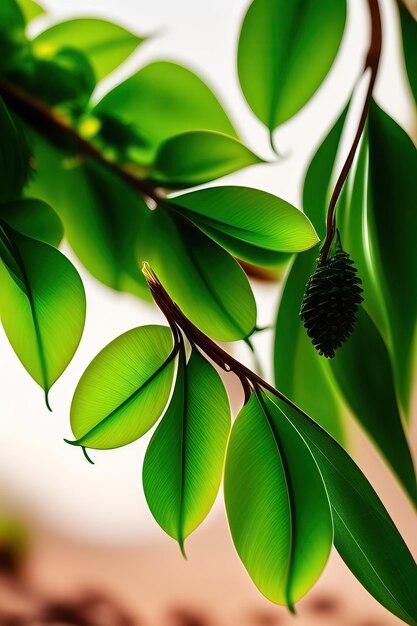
[69,326,175,450]
[95,61,237,164]
[143,346,230,552]
[275,251,345,444]
[34,18,144,81]
[400,5,417,107]
[278,397,417,626]
[225,391,332,608]
[26,138,150,299]
[0,222,85,404]
[0,199,63,247]
[16,0,44,23]
[152,131,263,188]
[296,105,417,502]
[170,186,319,265]
[0,97,31,203]
[238,0,346,131]
[139,207,256,342]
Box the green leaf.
[151,131,263,188]
[366,103,417,417]
[34,18,144,82]
[169,186,319,266]
[224,391,332,609]
[16,0,44,24]
[95,61,237,165]
[69,325,176,450]
[0,221,85,404]
[276,396,417,626]
[0,96,31,203]
[399,5,417,107]
[301,104,416,503]
[26,135,150,299]
[0,198,63,247]
[274,251,345,444]
[238,0,346,131]
[337,104,417,418]
[9,48,95,109]
[139,207,256,341]
[0,0,28,72]
[329,305,417,506]
[143,345,230,552]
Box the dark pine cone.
[300,249,363,358]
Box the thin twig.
[320,0,382,263]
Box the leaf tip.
[44,391,52,412]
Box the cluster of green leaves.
[0,0,417,624]
[64,312,417,625]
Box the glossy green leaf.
[330,305,417,505]
[301,105,416,502]
[16,0,44,24]
[274,250,345,444]
[143,346,230,552]
[0,198,63,247]
[276,396,417,626]
[139,207,256,342]
[337,104,417,418]
[238,0,346,130]
[400,5,417,107]
[0,96,31,203]
[69,325,175,450]
[151,131,262,188]
[225,391,332,608]
[26,135,150,299]
[0,222,85,402]
[34,18,144,82]
[95,62,236,165]
[169,186,319,266]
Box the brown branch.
[320,0,382,263]
[0,79,165,206]
[142,263,307,413]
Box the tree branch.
[320,0,382,263]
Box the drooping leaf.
[151,131,263,188]
[69,325,176,450]
[139,207,256,341]
[0,198,63,246]
[0,96,31,203]
[95,61,237,165]
[300,105,416,502]
[238,0,346,131]
[399,4,417,107]
[169,186,319,266]
[275,396,417,626]
[274,250,345,444]
[34,18,144,82]
[0,221,85,403]
[143,345,230,552]
[338,103,417,418]
[0,0,28,72]
[224,390,332,608]
[26,135,150,299]
[16,0,44,24]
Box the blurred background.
[0,0,416,623]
